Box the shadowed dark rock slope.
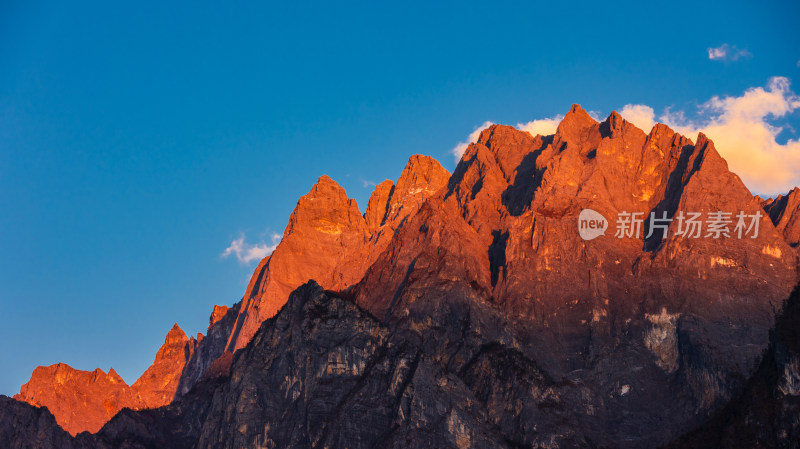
[3,283,530,449]
[664,283,800,449]
[7,105,800,448]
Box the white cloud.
[707,44,752,62]
[221,232,282,264]
[622,77,800,195]
[620,104,656,132]
[516,115,563,138]
[450,120,494,162]
[662,77,800,194]
[707,46,727,60]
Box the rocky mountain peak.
[106,368,123,384]
[163,323,187,345]
[287,174,366,235]
[130,323,197,409]
[600,109,645,138]
[693,132,727,168]
[648,122,675,139]
[364,179,394,230]
[307,175,349,204]
[151,324,191,364]
[555,103,598,142]
[14,363,145,435]
[764,186,800,247]
[12,318,201,436]
[209,305,229,326]
[475,124,544,182]
[227,174,371,351]
[353,111,800,446]
[383,155,449,226]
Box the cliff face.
[7,105,800,447]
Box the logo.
[578,209,608,241]
[577,208,763,241]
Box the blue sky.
[1,0,799,395]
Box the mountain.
[6,105,800,447]
[349,107,799,446]
[130,324,199,406]
[13,324,198,435]
[10,154,452,434]
[12,364,144,436]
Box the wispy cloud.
[620,77,800,195]
[707,44,752,62]
[360,178,377,189]
[221,232,282,264]
[516,115,563,137]
[450,121,494,162]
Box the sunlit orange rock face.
[358,105,798,327]
[226,155,450,350]
[14,364,142,436]
[130,324,198,407]
[209,305,229,325]
[14,324,197,435]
